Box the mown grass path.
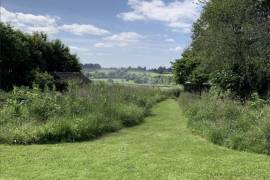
[1,99,270,179]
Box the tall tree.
[172,0,270,98]
[0,23,81,90]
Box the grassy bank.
[178,93,270,155]
[0,83,169,144]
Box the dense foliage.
[179,92,270,155]
[0,23,81,90]
[172,0,270,99]
[0,83,169,144]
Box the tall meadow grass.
[0,83,170,144]
[179,92,270,155]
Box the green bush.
[32,70,55,90]
[0,83,168,144]
[179,92,270,155]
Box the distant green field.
[83,68,172,77]
[126,70,157,76]
[94,68,117,73]
[83,68,175,86]
[92,78,136,84]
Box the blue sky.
[1,0,202,68]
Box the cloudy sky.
[1,0,203,68]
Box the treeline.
[0,23,81,90]
[82,63,101,70]
[172,0,270,99]
[126,66,172,74]
[150,66,172,74]
[84,66,148,71]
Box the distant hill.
[82,63,101,70]
[82,65,175,86]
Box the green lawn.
[1,100,270,179]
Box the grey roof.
[52,72,90,84]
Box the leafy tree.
[171,49,198,84]
[0,23,31,90]
[172,0,270,99]
[0,23,81,90]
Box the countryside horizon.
[1,0,270,179]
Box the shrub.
[32,70,55,90]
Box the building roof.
[51,72,90,84]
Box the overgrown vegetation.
[2,100,270,179]
[179,92,270,155]
[0,83,169,144]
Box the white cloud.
[94,43,114,48]
[165,38,175,42]
[169,46,183,52]
[95,52,109,56]
[0,7,110,36]
[104,32,143,43]
[59,24,110,36]
[95,32,143,48]
[69,46,89,52]
[118,0,201,33]
[0,6,59,34]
